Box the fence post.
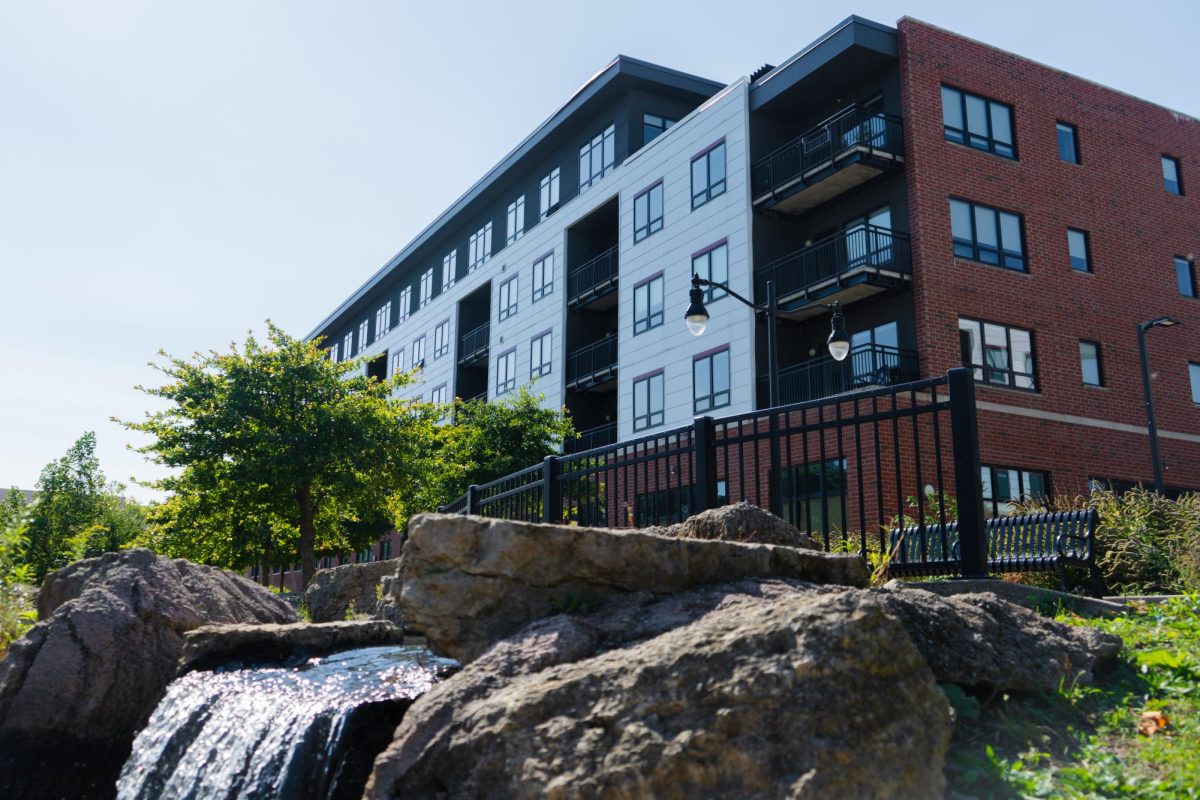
[947,368,988,579]
[542,455,562,524]
[466,484,479,516]
[692,415,717,513]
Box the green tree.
[0,495,36,658]
[120,322,437,587]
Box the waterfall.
[117,645,454,800]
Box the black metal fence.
[763,345,920,406]
[567,245,620,307]
[565,335,619,391]
[439,368,991,578]
[755,226,911,303]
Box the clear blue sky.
[2,0,1197,500]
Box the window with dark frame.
[981,465,1049,518]
[431,384,447,408]
[496,348,517,395]
[959,317,1037,390]
[433,320,450,359]
[950,198,1026,271]
[633,275,664,335]
[643,113,677,145]
[633,181,664,243]
[692,242,729,302]
[691,141,726,209]
[532,253,554,301]
[498,275,518,321]
[529,331,551,380]
[342,332,352,361]
[579,124,616,192]
[632,371,664,431]
[375,301,391,340]
[1190,362,1200,405]
[468,223,492,271]
[1079,340,1103,387]
[329,342,339,363]
[1163,155,1183,195]
[1068,228,1091,272]
[398,286,412,322]
[540,168,560,220]
[941,86,1015,158]
[357,320,369,354]
[693,347,731,414]
[442,250,457,290]
[411,335,425,368]
[1056,122,1080,164]
[1176,256,1197,298]
[506,196,525,245]
[419,268,433,308]
[391,348,404,376]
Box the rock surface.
[304,558,401,623]
[178,620,411,674]
[368,587,952,800]
[399,513,867,662]
[0,548,297,800]
[646,500,820,549]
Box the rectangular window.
[357,320,369,354]
[506,196,525,244]
[375,301,392,340]
[633,275,664,335]
[781,459,846,535]
[342,332,353,360]
[391,348,404,375]
[579,123,616,191]
[329,342,339,363]
[692,242,729,302]
[949,198,1025,270]
[633,181,664,243]
[530,331,551,379]
[532,252,554,302]
[442,250,457,290]
[1056,122,1079,164]
[431,384,447,406]
[412,335,425,368]
[1190,363,1200,404]
[496,348,517,395]
[981,465,1048,518]
[433,320,450,359]
[959,317,1037,390]
[468,223,492,271]
[1177,256,1197,297]
[691,141,726,209]
[419,269,433,308]
[540,167,561,220]
[398,286,412,322]
[498,275,518,321]
[1068,228,1091,272]
[1163,155,1183,195]
[632,371,665,431]
[941,86,1015,158]
[643,113,676,145]
[1080,340,1103,386]
[693,347,731,414]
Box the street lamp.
[685,274,851,408]
[1137,315,1179,493]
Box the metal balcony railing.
[565,422,618,454]
[565,335,618,391]
[756,226,911,304]
[760,345,919,406]
[458,322,490,366]
[567,245,619,307]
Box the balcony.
[565,421,618,453]
[457,322,490,367]
[567,245,619,310]
[759,345,919,406]
[565,335,618,392]
[757,226,911,319]
[751,105,904,215]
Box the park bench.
[886,509,1107,595]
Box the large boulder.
[399,513,867,662]
[646,501,820,549]
[0,548,297,800]
[304,558,401,623]
[367,586,952,799]
[178,620,410,674]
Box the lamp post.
[1137,316,1179,493]
[685,274,850,408]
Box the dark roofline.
[750,15,897,111]
[307,56,724,341]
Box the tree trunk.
[260,543,271,587]
[298,485,316,589]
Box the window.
[532,252,553,301]
[540,167,560,220]
[633,181,664,243]
[1163,155,1183,195]
[1080,340,1103,387]
[498,275,518,321]
[468,223,492,271]
[391,348,404,375]
[530,331,551,379]
[506,196,525,245]
[419,268,433,308]
[950,198,1025,270]
[342,332,353,360]
[442,250,456,290]
[633,275,664,335]
[781,459,846,534]
[329,342,339,363]
[579,123,615,191]
[357,320,369,354]
[632,371,664,431]
[381,540,391,560]
[643,113,676,145]
[691,141,726,209]
[692,242,729,302]
[1068,229,1091,272]
[940,86,1015,158]
[375,301,391,340]
[433,320,450,359]
[1176,256,1197,298]
[398,286,412,322]
[981,465,1048,518]
[412,335,425,368]
[693,347,731,413]
[1056,122,1079,164]
[959,318,1037,390]
[496,348,517,395]
[1190,363,1200,404]
[431,384,447,406]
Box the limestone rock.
[400,513,867,662]
[303,558,401,623]
[178,620,410,674]
[647,501,820,549]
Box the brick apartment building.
[273,15,1198,590]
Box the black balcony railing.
[567,245,619,307]
[566,422,618,453]
[565,335,618,391]
[756,226,911,304]
[751,105,904,200]
[760,345,919,406]
[458,322,490,366]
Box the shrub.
[0,524,36,660]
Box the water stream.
[116,645,454,800]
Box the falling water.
[116,645,455,800]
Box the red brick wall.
[897,18,1200,493]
